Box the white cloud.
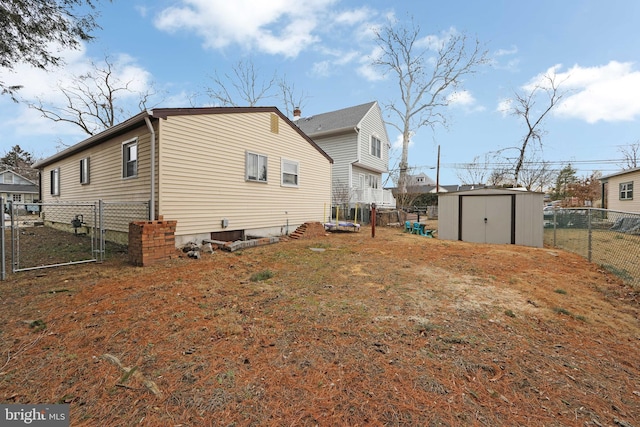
[447,90,485,112]
[541,61,640,123]
[492,45,519,72]
[334,7,371,25]
[496,98,512,117]
[154,0,338,58]
[0,44,155,153]
[391,132,414,151]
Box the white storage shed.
[438,188,544,247]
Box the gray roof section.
[295,101,377,136]
[600,166,640,180]
[0,183,38,193]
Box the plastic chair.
[405,221,412,232]
[412,222,421,234]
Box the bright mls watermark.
[0,404,69,426]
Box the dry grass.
[0,224,639,426]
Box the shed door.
[460,195,514,244]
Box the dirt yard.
[0,223,638,426]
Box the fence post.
[1,197,5,280]
[9,201,15,272]
[587,208,592,263]
[99,200,105,261]
[553,209,557,247]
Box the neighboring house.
[295,101,395,208]
[0,169,39,204]
[33,107,333,246]
[408,173,436,187]
[600,167,639,212]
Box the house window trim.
[12,194,21,202]
[370,135,382,159]
[246,151,268,183]
[50,168,60,196]
[3,173,13,184]
[368,174,379,189]
[281,158,299,187]
[122,138,138,179]
[80,157,90,185]
[619,181,633,200]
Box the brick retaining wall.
[129,220,177,266]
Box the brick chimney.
[293,107,301,121]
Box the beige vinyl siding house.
[34,107,333,246]
[600,167,640,212]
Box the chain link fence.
[544,208,640,287]
[2,199,149,276]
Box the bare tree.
[278,75,309,118]
[332,180,352,220]
[487,167,511,187]
[372,17,488,200]
[28,55,156,137]
[456,154,491,185]
[502,71,565,185]
[518,152,556,191]
[617,141,640,170]
[205,59,308,117]
[206,59,276,107]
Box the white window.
[122,139,138,179]
[12,194,21,202]
[620,182,633,200]
[246,152,268,182]
[3,173,13,184]
[281,159,299,187]
[50,168,60,196]
[370,136,381,158]
[80,157,90,184]
[368,174,379,189]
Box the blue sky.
[2,0,640,185]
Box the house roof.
[0,183,38,194]
[33,107,333,169]
[0,169,37,185]
[295,101,377,137]
[600,166,640,181]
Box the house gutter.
[144,113,156,221]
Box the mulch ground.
[0,224,639,426]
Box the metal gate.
[1,198,150,278]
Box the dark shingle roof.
[295,101,377,136]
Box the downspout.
[144,113,156,221]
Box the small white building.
[438,188,544,247]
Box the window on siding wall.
[620,181,633,200]
[246,152,268,182]
[370,136,381,158]
[80,157,90,184]
[12,194,21,202]
[122,140,138,178]
[368,174,379,189]
[50,168,60,196]
[281,159,299,186]
[3,174,13,184]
